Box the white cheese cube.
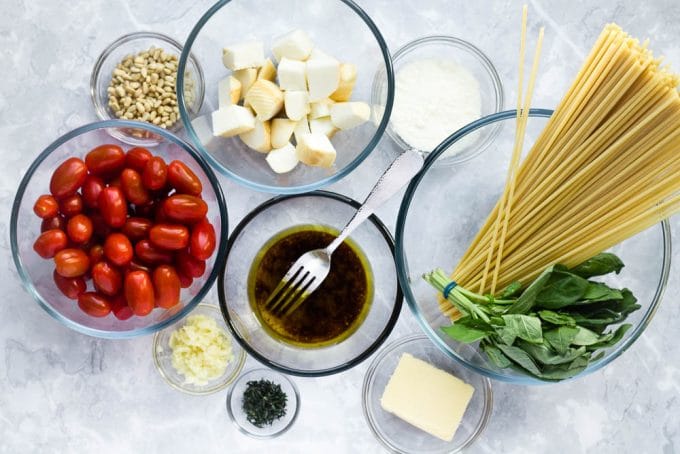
[293,116,311,143]
[211,105,255,137]
[330,102,370,130]
[296,133,336,168]
[272,29,314,61]
[380,353,474,442]
[284,91,310,121]
[310,117,338,138]
[271,118,297,149]
[277,58,307,91]
[239,119,271,153]
[309,98,335,119]
[244,80,284,121]
[306,55,340,102]
[266,143,299,174]
[257,58,277,81]
[330,63,357,102]
[222,41,265,70]
[233,68,258,100]
[218,76,241,108]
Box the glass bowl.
[152,303,246,395]
[90,31,205,146]
[176,0,394,194]
[363,334,492,454]
[395,109,671,384]
[10,120,228,339]
[218,191,402,376]
[226,368,300,438]
[372,35,504,165]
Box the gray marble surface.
[2,0,680,453]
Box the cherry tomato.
[58,194,83,218]
[154,204,170,224]
[104,233,133,267]
[33,194,59,219]
[142,156,167,190]
[125,270,154,316]
[177,269,193,288]
[125,147,152,172]
[66,214,93,244]
[149,224,189,250]
[89,212,112,239]
[54,248,90,277]
[91,261,122,296]
[82,175,105,208]
[53,269,86,299]
[122,217,153,241]
[133,200,156,218]
[189,219,217,260]
[98,187,127,228]
[167,161,202,195]
[134,239,173,264]
[161,195,208,224]
[89,244,105,265]
[41,215,66,233]
[153,265,181,309]
[50,157,88,199]
[121,168,151,205]
[78,292,111,317]
[176,249,206,278]
[33,229,68,259]
[110,293,134,320]
[85,144,126,177]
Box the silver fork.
[266,150,424,317]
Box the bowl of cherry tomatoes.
[10,119,228,338]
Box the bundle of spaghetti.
[440,24,680,316]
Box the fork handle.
[326,149,424,254]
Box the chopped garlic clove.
[212,105,255,137]
[239,119,272,153]
[293,116,311,143]
[271,118,297,149]
[330,63,357,102]
[233,68,258,100]
[266,143,299,173]
[284,91,310,121]
[296,133,337,168]
[310,117,338,138]
[306,54,340,102]
[244,79,284,121]
[330,102,370,130]
[257,58,277,81]
[309,98,335,119]
[222,41,265,70]
[277,57,307,91]
[272,29,314,61]
[218,76,241,108]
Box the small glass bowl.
[152,303,246,395]
[362,334,493,454]
[226,368,300,438]
[372,35,504,165]
[90,31,205,146]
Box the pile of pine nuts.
[106,46,195,129]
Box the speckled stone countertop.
[2,0,679,452]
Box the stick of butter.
[380,353,474,442]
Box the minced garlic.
[169,314,233,385]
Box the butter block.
[380,353,474,442]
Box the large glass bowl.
[176,0,394,194]
[218,191,402,376]
[395,109,671,385]
[10,120,229,339]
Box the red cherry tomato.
[121,168,151,205]
[110,293,134,320]
[142,156,167,190]
[176,249,206,278]
[134,240,173,264]
[66,214,93,244]
[177,269,193,288]
[33,194,59,219]
[89,244,105,265]
[85,144,126,177]
[77,292,111,317]
[89,212,112,239]
[50,157,88,199]
[33,229,68,259]
[125,270,154,316]
[98,186,127,228]
[41,215,66,232]
[167,161,203,195]
[189,219,217,260]
[81,175,105,208]
[104,233,133,267]
[54,248,90,277]
[53,269,86,299]
[58,194,83,218]
[149,224,189,250]
[153,265,181,309]
[161,195,208,224]
[125,147,152,172]
[132,199,156,217]
[122,217,153,241]
[91,261,122,296]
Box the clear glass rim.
[10,119,229,339]
[176,0,396,194]
[372,34,505,167]
[217,190,403,376]
[362,333,493,454]
[90,31,206,139]
[152,303,247,395]
[394,108,672,384]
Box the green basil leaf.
[570,309,624,328]
[506,266,555,314]
[572,326,602,345]
[544,326,580,354]
[539,361,589,380]
[495,326,517,346]
[582,281,623,302]
[499,281,523,299]
[496,344,542,376]
[538,310,576,326]
[535,271,589,309]
[587,324,633,350]
[482,343,512,368]
[441,323,489,343]
[501,314,543,344]
[519,341,587,365]
[570,253,624,278]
